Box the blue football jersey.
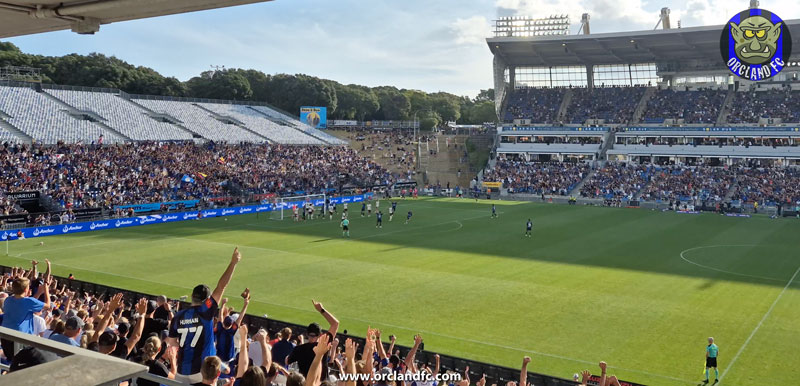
[169,297,218,375]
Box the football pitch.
[1,198,799,385]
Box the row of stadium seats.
[0,86,125,144]
[0,85,339,145]
[503,86,800,124]
[0,142,399,212]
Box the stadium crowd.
[727,88,800,124]
[503,88,564,123]
[0,252,621,386]
[579,163,649,200]
[642,89,726,124]
[565,87,644,124]
[483,159,588,195]
[639,165,734,202]
[729,166,800,205]
[0,141,400,212]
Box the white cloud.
[451,16,492,45]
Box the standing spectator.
[0,274,50,360]
[272,327,296,368]
[166,247,243,383]
[48,315,83,347]
[286,300,340,378]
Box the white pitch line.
[0,254,694,385]
[678,245,786,282]
[720,265,800,382]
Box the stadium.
[0,1,798,386]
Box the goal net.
[268,194,327,220]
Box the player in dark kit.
[491,204,497,218]
[361,202,366,217]
[525,219,533,237]
[166,247,243,383]
[376,211,383,228]
[405,210,413,224]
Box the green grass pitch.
[1,198,799,385]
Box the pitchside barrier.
[0,193,373,242]
[0,268,602,386]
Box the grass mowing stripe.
[719,264,800,382]
[679,245,786,282]
[0,253,693,385]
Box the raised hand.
[231,246,241,263]
[414,334,423,345]
[522,356,531,366]
[344,338,357,361]
[313,333,331,357]
[599,361,607,373]
[476,374,486,386]
[312,299,324,313]
[135,298,148,315]
[241,288,251,303]
[580,370,591,386]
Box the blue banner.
[624,127,800,132]
[500,126,608,132]
[300,106,327,129]
[116,200,200,213]
[1,193,373,241]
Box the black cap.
[306,322,321,337]
[10,347,57,372]
[99,331,118,347]
[191,284,211,303]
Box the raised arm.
[404,334,422,371]
[580,370,591,386]
[598,361,608,386]
[305,334,331,386]
[92,293,123,343]
[344,338,357,386]
[312,300,339,337]
[27,260,38,280]
[387,334,396,357]
[374,328,387,360]
[219,297,229,323]
[520,356,530,386]
[124,298,148,355]
[212,247,242,304]
[256,328,271,370]
[235,324,250,379]
[432,354,440,379]
[235,288,250,328]
[43,259,51,282]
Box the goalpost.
[268,193,327,220]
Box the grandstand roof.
[0,0,272,38]
[487,20,800,67]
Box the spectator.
[49,315,83,347]
[272,327,296,368]
[0,271,50,361]
[286,300,340,378]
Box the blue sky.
[7,0,799,97]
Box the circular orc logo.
[720,8,792,81]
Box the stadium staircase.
[120,93,205,140]
[568,162,600,196]
[192,104,272,142]
[39,90,133,142]
[631,87,656,124]
[423,134,474,189]
[0,111,33,144]
[556,89,573,120]
[598,130,616,161]
[245,106,335,145]
[715,88,736,126]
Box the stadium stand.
[483,159,588,195]
[44,89,194,141]
[503,88,564,123]
[196,102,325,145]
[729,165,800,205]
[638,165,734,202]
[641,88,726,124]
[0,141,398,214]
[133,98,267,143]
[565,87,644,124]
[726,88,800,124]
[579,162,649,200]
[0,86,125,144]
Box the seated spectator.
[49,315,83,347]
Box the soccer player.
[491,204,497,218]
[367,202,372,215]
[376,211,383,228]
[292,205,299,222]
[388,205,395,222]
[343,202,348,213]
[704,337,719,384]
[375,200,380,210]
[329,203,335,220]
[525,218,533,237]
[361,202,366,217]
[166,247,242,383]
[405,210,412,224]
[341,217,350,237]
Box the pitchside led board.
[300,106,327,129]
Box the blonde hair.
[200,356,222,381]
[141,336,162,363]
[11,278,29,296]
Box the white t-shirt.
[33,314,47,336]
[248,340,265,367]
